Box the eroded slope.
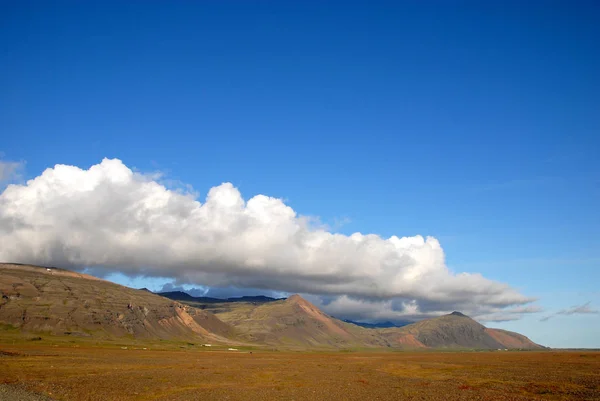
[0,263,235,343]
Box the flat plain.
[1,342,598,401]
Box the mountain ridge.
[157,291,283,304]
[342,319,410,329]
[1,263,544,350]
[0,263,239,344]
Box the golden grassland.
[0,336,598,401]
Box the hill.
[181,294,389,348]
[0,263,236,344]
[1,263,544,350]
[165,292,543,350]
[379,311,543,349]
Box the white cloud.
[0,158,536,320]
[305,295,542,323]
[309,295,427,322]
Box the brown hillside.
[170,292,545,350]
[0,263,236,343]
[195,294,389,348]
[380,312,543,350]
[486,328,543,349]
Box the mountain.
[158,291,281,304]
[1,263,544,350]
[0,263,236,343]
[161,291,387,347]
[186,294,388,348]
[170,292,542,350]
[342,319,410,329]
[379,311,543,349]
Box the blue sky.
[1,1,599,348]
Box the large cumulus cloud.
[0,158,537,321]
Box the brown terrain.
[168,293,543,351]
[191,293,390,349]
[1,262,542,350]
[378,311,542,350]
[1,344,598,401]
[0,263,236,344]
[1,263,597,400]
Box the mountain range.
[0,263,544,350]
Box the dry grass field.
[0,342,598,401]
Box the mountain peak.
[285,294,321,310]
[286,294,305,304]
[449,311,467,317]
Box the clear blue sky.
[1,1,599,348]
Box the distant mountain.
[158,291,218,303]
[342,319,410,329]
[0,263,237,343]
[158,291,282,304]
[1,263,544,350]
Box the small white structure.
[46,268,52,272]
[203,344,212,347]
[228,348,238,351]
